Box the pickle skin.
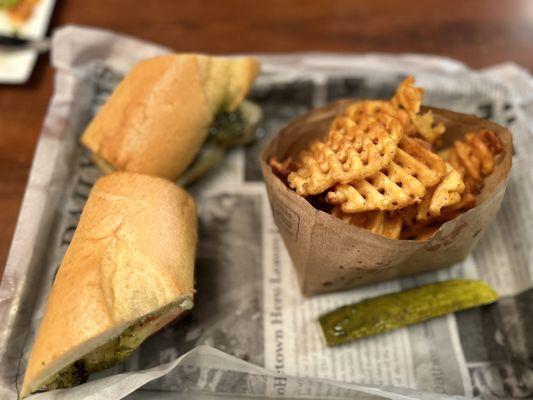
[319,279,498,346]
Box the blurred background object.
[0,0,532,278]
[0,0,56,83]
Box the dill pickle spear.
[319,279,498,346]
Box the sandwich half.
[81,54,262,182]
[20,172,197,398]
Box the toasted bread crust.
[21,172,197,397]
[81,54,260,180]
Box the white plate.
[0,0,56,84]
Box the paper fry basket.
[260,100,513,296]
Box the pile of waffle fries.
[270,77,503,240]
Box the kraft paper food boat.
[260,99,513,296]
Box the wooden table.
[1,0,532,278]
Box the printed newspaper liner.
[260,99,512,296]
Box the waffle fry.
[429,164,465,215]
[344,77,445,145]
[344,77,423,137]
[400,180,471,242]
[326,136,446,212]
[345,100,412,132]
[398,203,418,227]
[269,156,296,180]
[381,213,404,240]
[287,115,403,196]
[392,77,445,145]
[410,110,446,145]
[397,163,466,240]
[331,207,403,239]
[396,137,446,185]
[416,163,465,220]
[400,181,475,241]
[391,76,423,114]
[401,224,440,241]
[444,130,503,194]
[269,79,504,242]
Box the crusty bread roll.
[21,172,197,398]
[81,54,260,180]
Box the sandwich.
[81,54,262,185]
[20,172,197,398]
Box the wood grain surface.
[1,0,532,278]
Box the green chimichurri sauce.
[36,303,178,393]
[177,99,262,187]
